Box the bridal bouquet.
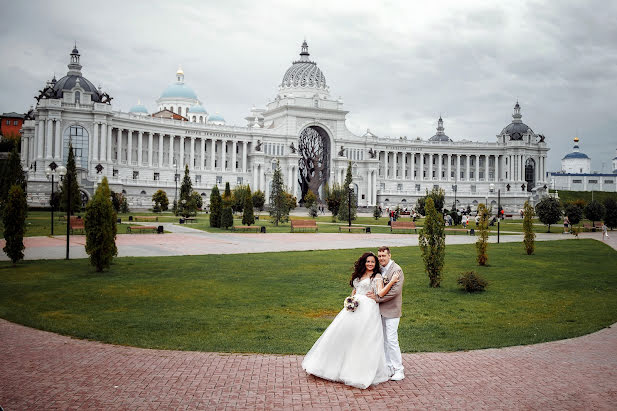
[344,296,359,312]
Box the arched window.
[199,116,203,122]
[63,125,89,168]
[193,116,196,122]
[75,91,81,104]
[140,190,146,195]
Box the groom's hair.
[378,246,391,254]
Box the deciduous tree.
[151,190,169,212]
[535,197,561,232]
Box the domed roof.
[501,102,533,140]
[129,102,148,114]
[50,46,102,102]
[160,83,198,99]
[188,104,207,114]
[208,113,225,123]
[429,116,452,142]
[563,152,589,159]
[280,41,327,90]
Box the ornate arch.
[298,124,332,201]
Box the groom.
[367,246,405,381]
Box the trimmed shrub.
[242,185,255,226]
[85,177,117,272]
[523,200,536,255]
[475,203,489,265]
[373,205,381,220]
[457,271,488,292]
[2,185,27,264]
[220,206,234,229]
[209,185,222,228]
[418,197,446,288]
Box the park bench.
[445,228,474,235]
[134,216,158,222]
[232,225,263,233]
[69,217,85,234]
[594,222,603,229]
[582,223,593,232]
[290,219,318,232]
[338,226,369,233]
[182,217,197,224]
[390,221,417,233]
[127,225,157,234]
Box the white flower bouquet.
[344,296,359,312]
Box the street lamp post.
[55,165,68,257]
[348,183,354,227]
[173,159,178,210]
[45,161,59,236]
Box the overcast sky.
[1,0,616,172]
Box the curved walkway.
[1,319,616,410]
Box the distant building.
[548,138,617,192]
[1,112,25,139]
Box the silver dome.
[280,41,327,90]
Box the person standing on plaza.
[602,223,609,241]
[564,215,570,234]
[367,246,405,381]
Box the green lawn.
[1,240,616,354]
[550,189,617,204]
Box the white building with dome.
[548,138,617,192]
[20,41,551,212]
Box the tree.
[475,203,489,265]
[418,197,446,288]
[220,205,234,229]
[2,185,27,264]
[59,142,81,214]
[191,191,203,210]
[325,183,345,222]
[252,190,265,213]
[584,200,605,227]
[298,127,327,202]
[415,187,445,216]
[535,197,561,232]
[209,185,222,228]
[223,182,232,206]
[242,185,255,226]
[85,177,118,272]
[178,165,197,217]
[151,190,169,213]
[269,161,290,226]
[337,162,357,223]
[563,202,583,226]
[232,185,251,213]
[523,200,536,255]
[304,190,318,218]
[0,142,26,211]
[373,205,381,220]
[603,198,617,229]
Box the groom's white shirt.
[381,260,393,274]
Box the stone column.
[117,129,123,164]
[148,133,153,167]
[420,153,425,180]
[45,119,53,159]
[384,151,389,178]
[231,141,237,173]
[190,137,195,169]
[37,120,44,160]
[179,136,185,168]
[168,134,174,167]
[367,170,372,206]
[253,164,258,189]
[200,138,206,170]
[242,141,248,172]
[495,155,499,181]
[438,154,443,180]
[107,124,112,162]
[447,154,452,181]
[54,120,62,160]
[210,139,216,170]
[475,155,480,181]
[410,153,415,180]
[158,134,164,167]
[92,123,99,162]
[127,129,134,165]
[137,131,143,166]
[466,155,470,181]
[100,123,107,164]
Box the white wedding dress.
[302,276,390,389]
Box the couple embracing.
[302,246,405,389]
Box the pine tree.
[223,182,232,206]
[209,185,222,228]
[242,185,255,226]
[220,205,234,229]
[337,162,357,222]
[418,197,445,287]
[85,177,118,272]
[475,203,489,265]
[178,165,196,217]
[523,200,536,255]
[0,142,27,210]
[60,142,81,214]
[373,205,381,220]
[269,161,290,226]
[2,185,27,264]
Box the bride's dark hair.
[350,252,379,287]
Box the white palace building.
[20,42,550,212]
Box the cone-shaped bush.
[220,206,234,229]
[242,185,255,226]
[209,185,222,228]
[85,177,118,272]
[418,197,445,287]
[2,185,27,264]
[523,201,536,255]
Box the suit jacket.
[377,260,404,318]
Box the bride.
[302,252,400,389]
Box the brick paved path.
[1,318,616,410]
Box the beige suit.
[377,260,404,318]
